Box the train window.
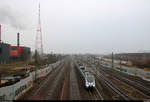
[87,76,94,83]
[80,66,85,70]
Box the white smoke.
[0,1,32,30]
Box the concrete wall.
[0,60,61,100]
[101,61,150,81]
[115,64,150,81]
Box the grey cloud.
[1,0,150,54]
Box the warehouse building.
[0,42,10,64]
[10,46,31,62]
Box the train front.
[85,75,95,89]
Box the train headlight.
[93,84,95,87]
[86,85,89,88]
[86,82,89,87]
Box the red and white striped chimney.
[17,32,20,46]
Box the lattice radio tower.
[35,1,43,56]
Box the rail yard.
[1,0,150,101]
[19,56,150,100]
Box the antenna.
[35,1,43,56]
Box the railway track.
[112,68,150,95]
[89,58,150,100]
[95,87,104,100]
[88,90,97,100]
[85,62,134,100]
[99,63,150,89]
[44,66,65,99]
[97,71,133,100]
[21,62,64,100]
[99,66,150,99]
[60,62,70,100]
[69,62,81,100]
[25,62,65,100]
[88,87,103,100]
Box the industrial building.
[0,25,31,64]
[0,25,10,64]
[10,33,31,62]
[10,46,31,62]
[0,42,10,64]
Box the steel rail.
[100,67,150,99]
[32,62,64,96]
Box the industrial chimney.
[0,24,1,42]
[17,32,20,46]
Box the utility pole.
[34,50,39,82]
[120,56,122,68]
[112,52,114,69]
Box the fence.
[114,64,150,81]
[0,61,61,100]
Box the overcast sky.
[0,0,150,54]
